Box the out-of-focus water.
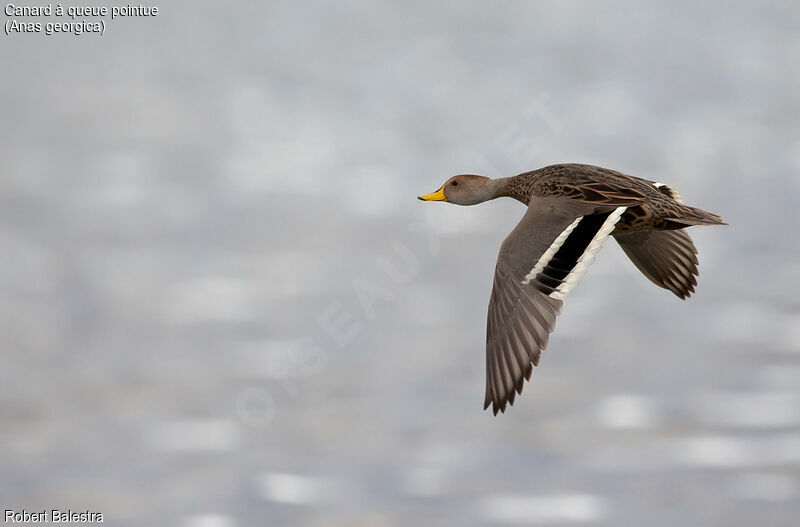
[1,1,799,525]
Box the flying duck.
[418,163,725,415]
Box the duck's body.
[419,163,725,415]
[491,163,722,233]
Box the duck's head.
[417,175,497,206]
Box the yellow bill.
[417,186,447,201]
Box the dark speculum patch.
[534,211,611,293]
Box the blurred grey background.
[1,1,799,526]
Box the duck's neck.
[485,177,526,204]
[464,177,508,206]
[494,175,532,205]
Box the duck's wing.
[614,229,699,299]
[485,196,628,414]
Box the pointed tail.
[666,204,726,226]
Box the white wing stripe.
[549,206,627,300]
[521,216,583,285]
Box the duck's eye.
[452,181,458,186]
